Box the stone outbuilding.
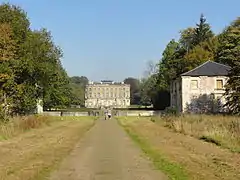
[170,60,231,113]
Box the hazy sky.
[1,0,240,81]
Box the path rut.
[49,119,167,180]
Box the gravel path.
[49,119,167,180]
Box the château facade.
[85,80,130,108]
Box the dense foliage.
[123,77,141,105]
[69,76,88,106]
[141,14,240,113]
[0,3,71,116]
[216,18,240,114]
[1,3,239,114]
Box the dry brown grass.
[119,117,240,180]
[153,115,240,152]
[0,115,57,140]
[0,116,95,180]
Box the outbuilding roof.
[181,60,231,76]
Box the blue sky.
[1,0,240,81]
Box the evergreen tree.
[194,14,214,46]
[217,18,240,114]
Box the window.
[191,80,198,89]
[216,79,223,89]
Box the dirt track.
[49,119,167,180]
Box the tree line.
[1,3,239,115]
[138,14,240,114]
[68,15,240,113]
[0,3,89,117]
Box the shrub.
[0,106,9,123]
[17,115,51,130]
[165,107,178,116]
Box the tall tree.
[194,14,214,46]
[153,40,181,109]
[0,23,15,85]
[179,28,196,52]
[124,77,141,105]
[216,18,240,114]
[0,23,16,116]
[159,39,181,83]
[0,3,71,114]
[184,36,219,70]
[0,3,31,115]
[139,78,152,106]
[70,76,88,87]
[69,76,89,106]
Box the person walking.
[107,109,112,119]
[104,109,108,120]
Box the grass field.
[0,115,96,180]
[152,114,240,152]
[118,116,240,180]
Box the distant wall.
[61,112,89,116]
[116,110,162,117]
[43,111,61,116]
[43,111,88,116]
[42,110,162,117]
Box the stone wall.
[115,110,162,117]
[42,110,162,117]
[43,111,61,116]
[42,111,88,116]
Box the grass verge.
[0,116,96,180]
[152,114,240,153]
[119,116,240,180]
[117,117,188,180]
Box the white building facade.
[170,61,231,113]
[85,80,130,108]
